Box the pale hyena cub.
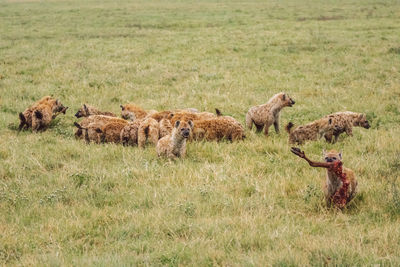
[157,120,194,159]
[246,92,295,136]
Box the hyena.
[74,115,127,140]
[31,99,67,132]
[95,121,127,144]
[323,112,370,143]
[286,117,336,145]
[191,117,246,142]
[19,96,67,130]
[291,147,357,208]
[120,104,148,120]
[157,120,194,159]
[246,92,295,136]
[75,104,116,118]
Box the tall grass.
[1,0,400,265]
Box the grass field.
[1,0,400,265]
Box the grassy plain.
[1,0,400,265]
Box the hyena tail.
[34,110,43,119]
[215,108,222,116]
[137,125,147,148]
[18,113,26,130]
[285,122,294,133]
[245,112,253,130]
[149,124,160,146]
[73,122,85,129]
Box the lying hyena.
[31,99,67,132]
[75,104,116,118]
[74,115,127,141]
[19,96,67,130]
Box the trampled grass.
[1,0,400,265]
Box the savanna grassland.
[1,0,400,265]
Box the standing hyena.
[285,117,335,145]
[323,112,371,143]
[246,92,295,136]
[157,120,194,159]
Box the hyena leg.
[264,122,273,136]
[32,119,41,132]
[333,133,340,144]
[345,126,353,137]
[245,112,253,130]
[137,126,147,148]
[324,132,333,143]
[255,123,264,133]
[273,121,280,134]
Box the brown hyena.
[291,148,357,208]
[120,104,148,120]
[246,92,295,136]
[18,96,64,130]
[169,111,216,126]
[157,120,194,159]
[95,121,128,144]
[138,117,160,148]
[215,108,244,128]
[75,115,127,140]
[191,117,246,142]
[120,120,142,146]
[74,104,116,118]
[31,99,67,132]
[73,122,102,143]
[323,112,371,143]
[286,117,335,145]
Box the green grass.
[1,0,400,265]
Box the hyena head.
[174,120,194,139]
[75,104,91,118]
[323,149,342,163]
[279,92,295,107]
[52,99,67,114]
[120,105,135,120]
[355,114,370,129]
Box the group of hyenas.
[18,92,370,159]
[19,93,371,208]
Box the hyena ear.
[282,94,286,101]
[83,104,89,113]
[174,120,180,128]
[339,151,342,160]
[329,118,332,124]
[120,105,125,111]
[188,120,194,129]
[358,114,365,120]
[56,99,60,105]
